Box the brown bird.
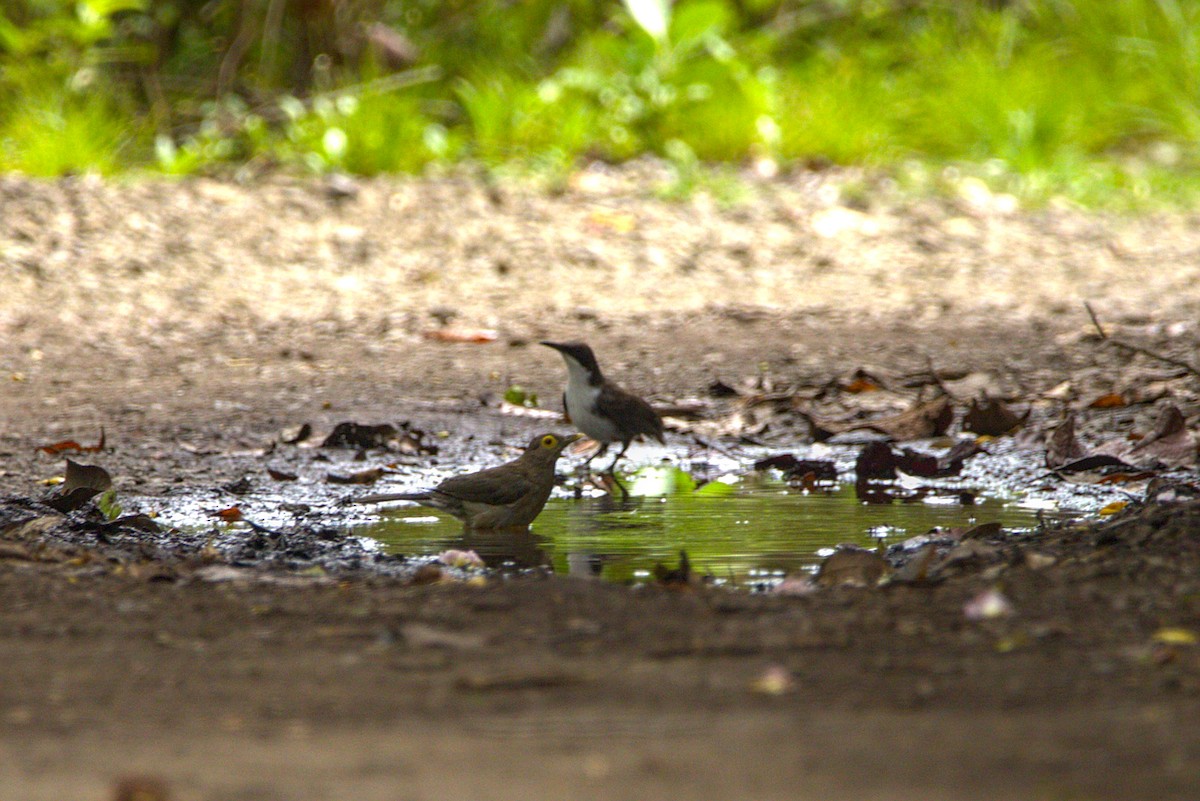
[354,432,582,529]
[540,341,665,473]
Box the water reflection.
[356,475,1045,586]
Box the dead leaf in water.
[653,550,695,589]
[752,454,837,483]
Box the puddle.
[355,471,1054,587]
[139,438,1128,587]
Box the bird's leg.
[580,442,609,470]
[603,441,635,500]
[606,441,632,475]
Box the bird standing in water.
[354,432,582,529]
[540,341,665,473]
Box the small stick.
[1083,302,1200,379]
[923,353,957,399]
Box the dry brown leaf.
[325,467,385,485]
[816,547,890,587]
[1089,393,1127,409]
[422,328,498,344]
[1128,403,1198,468]
[37,427,106,455]
[1045,414,1086,469]
[214,506,243,522]
[867,396,953,441]
[963,396,1026,436]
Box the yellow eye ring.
[541,435,557,448]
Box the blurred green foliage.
[0,0,1198,205]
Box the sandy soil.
[1,170,1199,801]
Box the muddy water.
[355,471,1051,586]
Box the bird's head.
[540,341,603,383]
[524,431,584,461]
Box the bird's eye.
[541,435,557,448]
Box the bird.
[540,340,665,473]
[353,432,582,529]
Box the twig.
[923,353,958,399]
[1084,301,1107,339]
[1083,302,1200,379]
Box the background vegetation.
[1,0,1198,205]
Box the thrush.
[540,340,665,472]
[354,432,582,529]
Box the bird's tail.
[352,492,430,504]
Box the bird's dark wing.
[353,491,431,504]
[436,464,534,507]
[597,383,665,442]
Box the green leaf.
[97,489,122,521]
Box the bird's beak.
[540,340,565,352]
[559,432,586,451]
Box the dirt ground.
[2,170,1200,801]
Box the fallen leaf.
[816,547,890,587]
[843,377,881,394]
[37,427,106,455]
[321,422,398,449]
[1098,501,1128,516]
[961,521,1003,540]
[267,468,298,481]
[962,397,1026,436]
[1128,403,1198,468]
[1045,414,1086,469]
[214,506,243,522]
[866,396,953,441]
[45,460,113,512]
[325,467,384,485]
[890,543,940,584]
[280,423,312,444]
[422,328,499,344]
[584,209,636,234]
[752,454,838,482]
[1089,392,1127,409]
[1152,628,1198,646]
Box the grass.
[1,0,1198,208]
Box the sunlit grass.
[2,0,1199,208]
[0,85,145,175]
